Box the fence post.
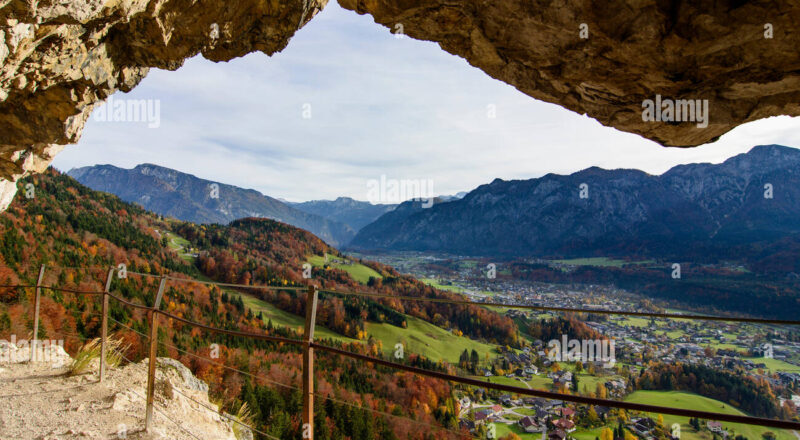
[99,267,115,381]
[302,285,319,440]
[145,275,167,432]
[30,264,46,362]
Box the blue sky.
[53,2,800,202]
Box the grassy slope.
[506,390,795,440]
[163,230,195,262]
[364,315,497,363]
[420,278,465,293]
[229,290,500,363]
[307,253,382,284]
[163,233,499,362]
[623,391,794,440]
[743,357,800,373]
[229,291,356,344]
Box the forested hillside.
[174,218,518,344]
[0,168,519,439]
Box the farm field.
[550,257,654,267]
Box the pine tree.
[459,349,469,368]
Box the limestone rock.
[0,0,327,210]
[338,0,800,147]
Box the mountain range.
[67,145,800,260]
[350,145,800,258]
[67,164,358,247]
[289,197,396,231]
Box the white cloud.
[53,3,800,202]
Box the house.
[553,418,576,432]
[549,429,567,440]
[519,416,544,433]
[529,397,559,411]
[492,404,503,415]
[629,417,657,438]
[708,421,723,433]
[459,397,471,410]
[553,377,572,390]
[499,395,513,406]
[475,409,494,423]
[557,407,575,419]
[594,406,612,420]
[604,379,626,396]
[459,419,476,431]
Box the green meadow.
[624,391,795,440]
[230,290,500,364]
[307,253,383,284]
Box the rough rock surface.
[2,0,800,210]
[0,0,327,210]
[339,0,800,146]
[0,349,238,440]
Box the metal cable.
[107,316,301,392]
[5,276,800,431]
[163,276,306,291]
[314,392,478,439]
[111,350,214,440]
[9,268,800,325]
[106,291,154,311]
[110,314,475,438]
[125,270,306,292]
[155,308,304,346]
[0,284,104,295]
[310,343,800,431]
[113,349,278,440]
[169,386,281,440]
[318,288,800,325]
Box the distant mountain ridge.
[290,197,397,232]
[67,164,356,246]
[350,145,800,258]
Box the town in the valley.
[353,252,800,440]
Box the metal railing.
[8,263,800,439]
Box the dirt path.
[0,352,237,440]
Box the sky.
[53,2,800,203]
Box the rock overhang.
[1,0,799,209]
